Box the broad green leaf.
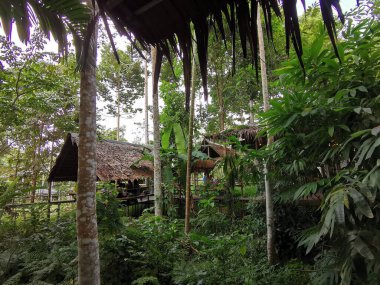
[350,129,370,138]
[357,85,368,92]
[338,125,351,132]
[161,125,172,150]
[365,137,380,160]
[371,126,380,136]
[328,126,335,137]
[284,113,298,128]
[294,182,318,200]
[335,201,345,225]
[301,108,312,116]
[354,237,375,260]
[362,108,372,114]
[173,123,186,155]
[348,188,373,219]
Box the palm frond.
[95,0,348,109]
[0,0,90,58]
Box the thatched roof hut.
[206,125,266,149]
[48,133,153,182]
[192,139,235,172]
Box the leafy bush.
[96,187,123,234]
[262,5,380,284]
[0,215,77,285]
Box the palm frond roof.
[96,0,347,109]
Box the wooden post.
[47,181,52,221]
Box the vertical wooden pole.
[184,33,197,234]
[47,181,52,221]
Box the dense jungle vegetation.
[0,1,379,284]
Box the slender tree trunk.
[258,6,276,265]
[14,146,20,179]
[144,59,149,144]
[31,122,44,203]
[216,75,225,131]
[249,95,254,125]
[116,81,121,141]
[30,145,37,203]
[47,130,55,221]
[185,40,197,234]
[76,2,100,283]
[151,47,163,216]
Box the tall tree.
[184,34,197,234]
[208,34,231,132]
[76,2,101,283]
[257,6,275,264]
[0,2,100,283]
[144,58,149,144]
[151,47,163,216]
[97,43,144,141]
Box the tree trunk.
[116,81,121,141]
[144,59,149,144]
[151,47,163,216]
[185,39,197,234]
[216,75,225,131]
[76,2,100,284]
[31,122,44,203]
[47,130,55,221]
[258,6,276,265]
[249,95,254,125]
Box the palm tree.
[76,1,101,283]
[0,2,101,284]
[0,0,89,56]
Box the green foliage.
[97,42,144,116]
[96,185,123,234]
[0,212,77,285]
[261,6,380,284]
[132,276,160,285]
[0,202,311,285]
[159,58,188,130]
[0,32,79,187]
[0,0,89,57]
[173,207,309,285]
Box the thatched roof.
[95,0,346,110]
[48,133,153,182]
[192,139,235,172]
[206,125,266,148]
[192,159,217,172]
[201,139,235,158]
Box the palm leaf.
[0,0,90,58]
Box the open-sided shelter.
[48,133,153,182]
[192,139,235,172]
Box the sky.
[1,0,358,144]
